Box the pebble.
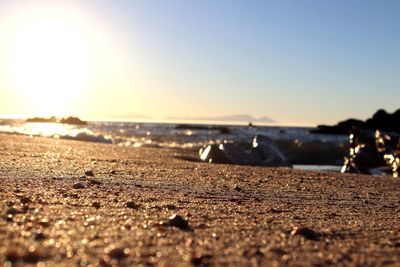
[292,227,320,241]
[233,184,242,191]
[165,204,177,210]
[34,232,46,241]
[109,170,116,175]
[85,170,94,176]
[191,254,213,265]
[126,201,139,209]
[106,246,130,259]
[92,202,101,209]
[22,248,45,263]
[5,248,20,263]
[90,179,102,185]
[168,214,190,230]
[7,207,19,215]
[39,218,50,228]
[72,182,85,189]
[5,247,46,263]
[20,196,31,204]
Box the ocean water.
[0,119,348,168]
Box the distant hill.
[311,109,400,135]
[165,114,275,123]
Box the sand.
[0,132,400,266]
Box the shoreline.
[0,133,399,266]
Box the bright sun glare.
[5,6,93,116]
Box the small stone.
[90,179,102,185]
[39,218,50,228]
[7,207,19,215]
[191,254,213,265]
[168,214,190,229]
[85,170,94,176]
[233,184,241,191]
[22,248,45,263]
[126,201,139,209]
[292,227,320,241]
[5,247,21,263]
[109,170,116,175]
[20,196,31,204]
[106,246,130,259]
[34,232,46,241]
[92,202,101,209]
[165,204,177,210]
[73,182,85,189]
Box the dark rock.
[20,196,31,204]
[5,248,21,262]
[165,204,177,210]
[270,208,285,213]
[175,124,230,133]
[106,246,129,259]
[199,135,290,167]
[85,170,94,177]
[168,214,190,230]
[7,207,19,215]
[90,179,102,185]
[233,184,242,191]
[341,128,399,176]
[92,202,101,209]
[219,127,230,134]
[34,232,46,241]
[311,108,400,135]
[26,116,86,125]
[292,227,320,241]
[22,248,46,263]
[126,201,139,209]
[26,116,57,123]
[191,254,213,265]
[60,116,87,125]
[109,170,116,175]
[72,182,85,189]
[39,218,50,228]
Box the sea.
[0,119,348,171]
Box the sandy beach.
[1,132,400,266]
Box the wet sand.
[0,133,400,266]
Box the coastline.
[0,133,399,266]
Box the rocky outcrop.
[311,109,400,135]
[26,116,87,125]
[59,117,87,125]
[199,135,291,167]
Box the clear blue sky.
[0,0,399,125]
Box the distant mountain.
[165,114,275,123]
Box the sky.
[0,0,399,125]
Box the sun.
[5,6,93,116]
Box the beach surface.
[1,133,399,266]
